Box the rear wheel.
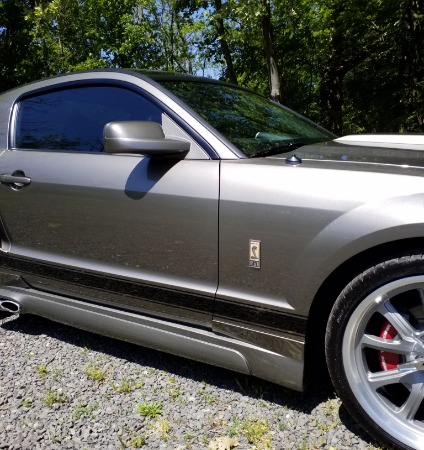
[326,255,424,450]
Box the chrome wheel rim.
[343,275,424,449]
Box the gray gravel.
[0,312,383,449]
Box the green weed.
[73,401,99,420]
[184,433,195,441]
[37,364,48,377]
[84,363,106,382]
[42,389,67,406]
[149,419,172,441]
[241,418,272,449]
[169,387,181,399]
[297,436,309,450]
[130,435,146,447]
[118,432,147,448]
[21,398,32,407]
[111,377,143,393]
[137,401,163,418]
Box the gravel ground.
[0,312,384,450]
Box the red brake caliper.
[379,320,400,370]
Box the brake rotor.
[379,320,400,371]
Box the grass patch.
[149,419,172,441]
[197,384,218,404]
[158,419,172,438]
[169,387,181,399]
[323,398,340,416]
[42,389,67,406]
[21,399,32,407]
[130,435,146,447]
[118,434,146,448]
[111,377,143,393]
[137,401,163,418]
[316,398,341,433]
[184,433,196,441]
[73,400,99,420]
[84,363,106,382]
[297,436,309,450]
[227,418,241,437]
[37,364,48,377]
[228,417,272,449]
[242,418,272,448]
[315,418,340,433]
[201,391,218,404]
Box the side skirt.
[0,284,305,391]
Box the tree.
[211,0,237,83]
[260,0,281,102]
[402,0,424,130]
[0,0,36,91]
[0,0,422,134]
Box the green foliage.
[242,418,271,448]
[227,417,272,449]
[84,362,107,382]
[137,401,163,418]
[73,400,99,420]
[37,364,49,377]
[156,418,172,439]
[111,377,144,393]
[130,435,146,447]
[42,389,67,406]
[0,0,422,133]
[118,433,147,448]
[21,398,32,407]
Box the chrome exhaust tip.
[0,299,21,313]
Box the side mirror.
[103,121,190,157]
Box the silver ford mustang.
[0,69,423,449]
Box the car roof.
[127,69,234,86]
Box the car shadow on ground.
[1,312,378,447]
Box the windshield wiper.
[249,141,307,158]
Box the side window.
[15,85,163,152]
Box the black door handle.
[0,171,31,189]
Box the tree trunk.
[213,0,238,84]
[137,3,143,23]
[261,0,281,103]
[318,0,348,136]
[320,59,344,135]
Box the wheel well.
[303,237,424,387]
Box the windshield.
[159,81,334,157]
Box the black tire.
[326,255,424,450]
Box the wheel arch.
[303,237,424,387]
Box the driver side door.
[0,82,219,326]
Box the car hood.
[271,135,424,169]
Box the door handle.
[0,171,31,189]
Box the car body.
[1,69,424,449]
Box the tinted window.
[160,81,334,157]
[15,86,163,152]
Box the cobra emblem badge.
[249,240,261,269]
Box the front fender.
[292,194,424,315]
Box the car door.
[0,82,219,326]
